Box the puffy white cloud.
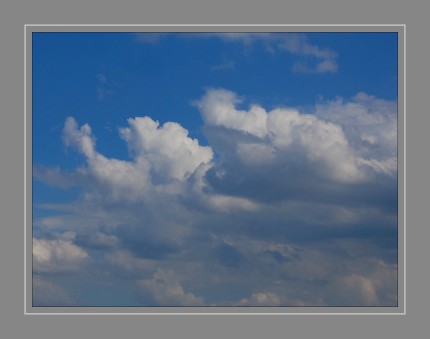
[60,116,213,203]
[194,88,268,138]
[63,117,96,158]
[139,269,205,306]
[315,93,397,158]
[268,107,363,182]
[195,88,393,183]
[119,117,213,182]
[54,115,260,214]
[33,238,88,272]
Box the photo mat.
[26,25,405,314]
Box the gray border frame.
[25,24,405,315]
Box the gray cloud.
[33,88,397,306]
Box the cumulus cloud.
[195,88,397,186]
[33,238,88,272]
[315,92,397,157]
[139,269,205,306]
[60,116,214,203]
[323,259,397,307]
[33,87,397,307]
[45,115,260,216]
[63,117,96,158]
[119,117,213,182]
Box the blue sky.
[32,31,398,307]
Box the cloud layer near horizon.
[33,88,398,307]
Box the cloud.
[211,59,235,71]
[194,88,268,138]
[96,73,112,100]
[236,291,283,306]
[135,32,338,73]
[60,116,213,203]
[119,117,213,182]
[33,237,88,272]
[33,165,79,189]
[33,88,397,306]
[323,259,397,306]
[33,275,74,306]
[139,269,205,306]
[203,33,338,73]
[63,117,96,158]
[54,115,260,216]
[276,33,338,73]
[195,88,397,188]
[105,250,155,273]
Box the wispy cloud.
[96,73,113,100]
[135,32,339,74]
[216,32,339,73]
[211,59,235,71]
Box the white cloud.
[33,238,88,272]
[63,117,96,158]
[268,107,363,182]
[57,116,261,214]
[315,92,397,157]
[61,116,214,203]
[119,117,213,182]
[194,88,268,138]
[195,88,380,183]
[139,269,205,306]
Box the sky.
[32,31,398,307]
